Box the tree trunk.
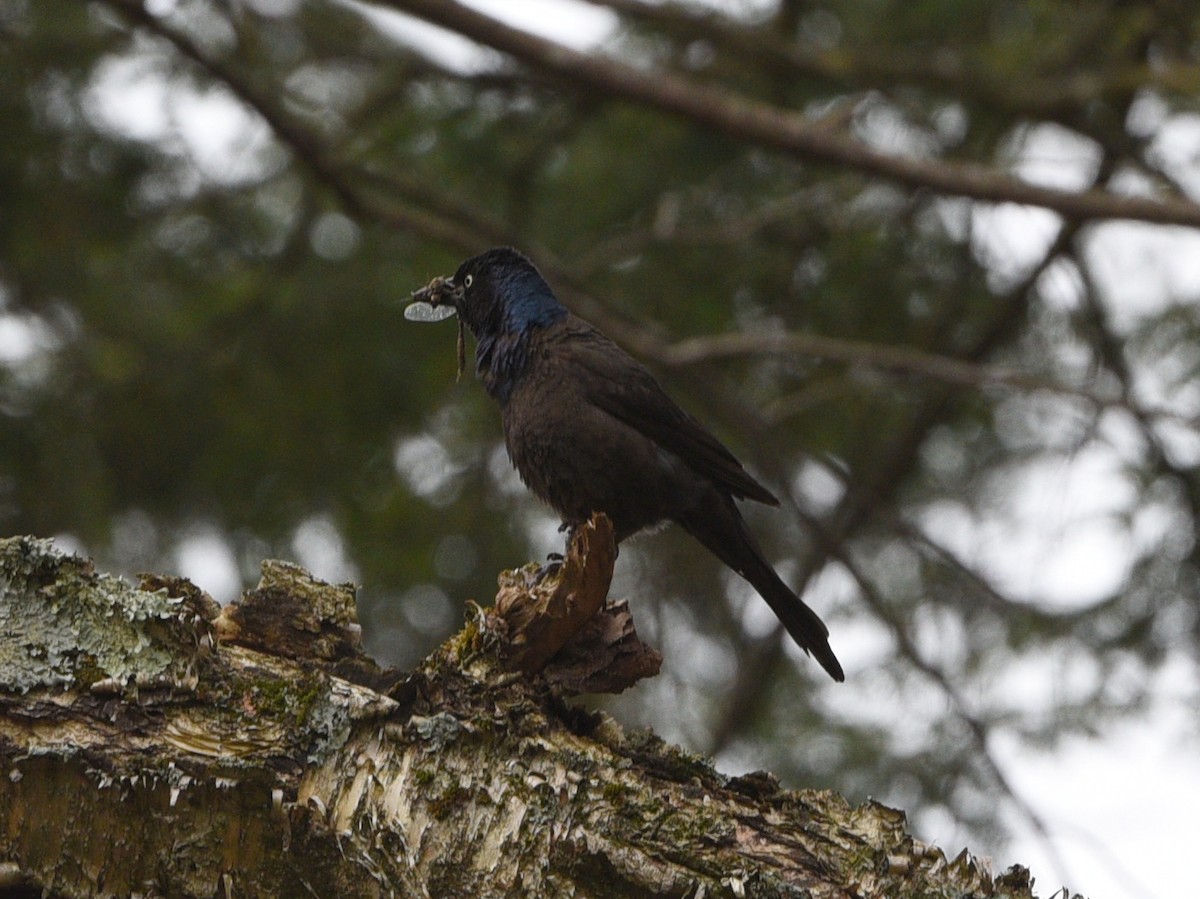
[0,534,1050,898]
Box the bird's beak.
[415,275,464,308]
[405,275,462,323]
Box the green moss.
[248,674,322,726]
[641,795,666,819]
[621,728,721,787]
[197,663,325,737]
[439,616,481,666]
[428,783,472,819]
[252,676,290,711]
[287,678,324,727]
[414,768,435,787]
[601,781,627,804]
[660,806,734,846]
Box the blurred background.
[3,1,1199,896]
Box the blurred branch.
[709,157,1143,873]
[104,0,675,353]
[571,192,821,272]
[382,0,1200,227]
[654,327,1198,429]
[1073,238,1200,543]
[108,0,497,254]
[793,506,1072,884]
[804,453,1131,636]
[581,0,1200,118]
[703,627,786,755]
[889,510,1112,631]
[705,216,1082,760]
[107,0,1200,432]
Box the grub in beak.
[405,275,461,322]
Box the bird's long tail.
[681,500,845,682]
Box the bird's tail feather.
[681,504,845,682]
[749,560,845,682]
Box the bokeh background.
[4,1,1199,896]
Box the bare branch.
[101,0,676,365]
[112,0,1200,422]
[584,0,1200,116]
[104,0,501,256]
[382,0,1200,227]
[703,216,1082,760]
[654,328,1197,428]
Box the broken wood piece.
[492,512,617,673]
[486,513,661,692]
[540,598,662,694]
[213,559,365,663]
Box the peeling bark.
[487,515,662,692]
[0,534,1065,898]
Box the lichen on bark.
[0,533,1073,898]
[0,536,215,694]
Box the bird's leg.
[533,557,563,584]
[561,519,622,559]
[558,519,585,550]
[534,520,579,583]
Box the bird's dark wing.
[557,318,779,506]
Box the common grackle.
[409,247,844,681]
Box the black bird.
[410,247,843,681]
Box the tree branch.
[581,0,1200,117]
[703,208,1081,763]
[654,328,1197,429]
[115,0,1200,437]
[381,0,1200,227]
[105,0,496,256]
[0,536,1047,898]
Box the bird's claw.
[533,559,563,584]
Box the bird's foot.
[533,559,563,584]
[557,521,584,557]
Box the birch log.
[0,533,1058,898]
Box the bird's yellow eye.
[464,274,474,288]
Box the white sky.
[15,3,1199,897]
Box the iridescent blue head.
[409,247,567,402]
[449,247,567,337]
